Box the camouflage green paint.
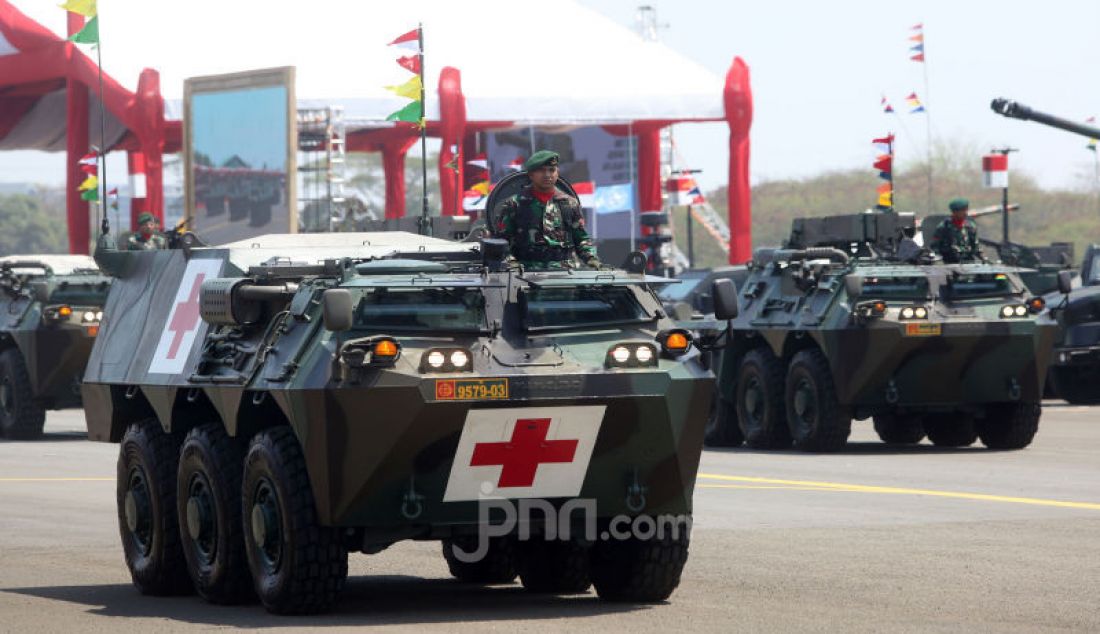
[494,186,597,268]
[82,233,712,531]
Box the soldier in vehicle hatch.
[930,197,983,263]
[126,212,168,251]
[494,150,602,269]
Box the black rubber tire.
[1049,367,1100,405]
[590,528,689,602]
[872,414,926,444]
[977,402,1041,450]
[735,348,791,449]
[924,414,978,447]
[441,536,518,584]
[703,393,744,448]
[242,427,348,615]
[517,539,591,594]
[784,349,851,452]
[176,424,253,604]
[0,348,45,440]
[117,420,193,595]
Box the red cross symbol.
[469,418,578,488]
[166,273,206,359]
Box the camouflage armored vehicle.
[0,255,108,439]
[991,98,1100,404]
[704,210,1059,452]
[84,226,719,614]
[658,266,749,321]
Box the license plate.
[435,378,509,401]
[905,323,941,337]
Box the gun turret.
[991,98,1100,140]
[786,211,917,257]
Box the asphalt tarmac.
[1,404,1098,632]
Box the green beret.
[948,198,969,212]
[137,212,156,225]
[523,150,559,171]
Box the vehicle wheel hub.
[124,468,153,556]
[794,381,815,421]
[744,378,761,419]
[186,475,216,564]
[251,480,282,571]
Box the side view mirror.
[1057,270,1074,295]
[844,275,863,298]
[712,279,739,320]
[322,289,353,332]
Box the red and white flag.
[443,406,605,501]
[572,181,596,208]
[389,27,420,52]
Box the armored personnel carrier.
[0,255,108,439]
[83,225,718,613]
[992,98,1100,404]
[704,210,1059,452]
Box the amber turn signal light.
[58,305,72,317]
[1027,297,1046,314]
[657,329,693,357]
[373,339,399,358]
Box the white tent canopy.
[13,0,726,127]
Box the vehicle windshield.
[354,287,486,332]
[523,285,650,330]
[861,276,931,300]
[944,272,1018,299]
[657,271,707,302]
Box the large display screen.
[184,67,296,244]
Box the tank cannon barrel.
[991,98,1100,140]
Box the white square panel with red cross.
[147,258,223,375]
[443,406,606,502]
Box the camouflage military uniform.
[126,232,167,251]
[930,218,982,263]
[495,186,598,269]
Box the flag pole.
[95,37,109,238]
[921,28,933,213]
[417,23,430,236]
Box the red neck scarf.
[531,189,554,204]
[952,216,966,228]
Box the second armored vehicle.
[0,255,109,439]
[705,211,1059,452]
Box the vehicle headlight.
[427,351,446,368]
[1000,304,1030,319]
[1014,305,1027,317]
[900,307,914,319]
[606,343,659,369]
[450,350,469,369]
[914,306,927,319]
[95,311,103,321]
[1001,305,1015,318]
[418,347,473,373]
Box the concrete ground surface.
[1,404,1097,632]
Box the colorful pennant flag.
[389,28,420,50]
[385,27,424,127]
[909,23,924,62]
[467,157,489,171]
[665,175,706,206]
[78,174,98,191]
[68,15,98,45]
[386,101,422,124]
[107,186,118,210]
[396,54,421,75]
[78,152,98,175]
[385,75,422,101]
[872,134,894,210]
[506,157,524,172]
[881,96,894,114]
[906,92,925,114]
[59,0,96,17]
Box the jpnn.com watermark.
[450,495,692,563]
